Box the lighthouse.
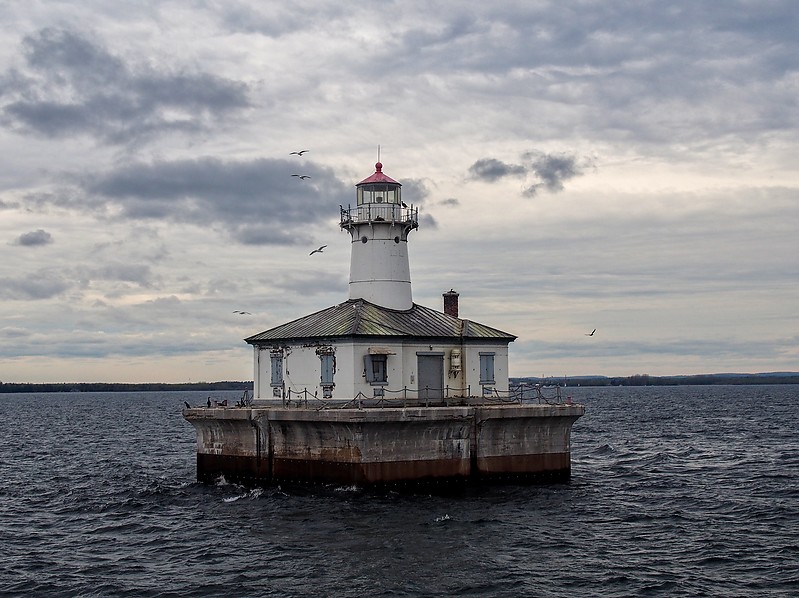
[183,158,584,488]
[341,162,418,310]
[244,160,517,401]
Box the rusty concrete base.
[184,403,584,487]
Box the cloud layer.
[1,28,250,144]
[0,2,797,383]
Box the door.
[417,353,444,400]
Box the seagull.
[290,150,309,156]
[585,328,596,336]
[291,174,311,179]
[233,310,252,315]
[309,245,327,255]
[184,401,191,409]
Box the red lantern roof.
[356,162,401,186]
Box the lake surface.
[1,385,797,597]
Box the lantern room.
[356,162,401,205]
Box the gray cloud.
[438,198,460,207]
[1,28,250,144]
[468,158,526,182]
[0,326,30,339]
[418,213,438,229]
[372,4,798,154]
[468,151,593,196]
[75,157,350,245]
[0,270,70,300]
[13,229,53,246]
[523,151,591,197]
[398,178,431,206]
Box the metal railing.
[270,383,570,410]
[339,204,418,228]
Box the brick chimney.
[443,289,459,318]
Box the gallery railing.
[339,204,418,228]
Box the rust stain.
[476,452,570,475]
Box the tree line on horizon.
[0,381,252,393]
[512,372,799,387]
[2,372,799,393]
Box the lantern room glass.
[357,184,400,205]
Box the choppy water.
[1,386,797,597]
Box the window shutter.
[270,353,283,386]
[479,353,495,384]
[363,354,375,382]
[321,354,335,385]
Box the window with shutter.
[479,352,495,385]
[270,351,283,387]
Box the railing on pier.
[275,383,569,410]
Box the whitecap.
[434,514,451,523]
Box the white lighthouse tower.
[340,162,418,310]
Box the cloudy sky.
[1,1,797,383]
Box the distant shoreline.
[512,372,799,387]
[2,373,799,392]
[0,381,251,393]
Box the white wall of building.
[252,339,510,401]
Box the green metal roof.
[244,299,516,345]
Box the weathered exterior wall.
[473,405,581,479]
[253,339,512,401]
[187,408,269,483]
[253,341,356,400]
[184,403,584,486]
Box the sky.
[1,1,797,383]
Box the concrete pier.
[183,402,584,487]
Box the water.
[1,386,797,597]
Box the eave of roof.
[244,299,516,344]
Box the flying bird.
[290,150,309,156]
[585,329,596,336]
[291,174,311,179]
[309,245,327,255]
[233,310,252,315]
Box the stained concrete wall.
[184,403,584,486]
